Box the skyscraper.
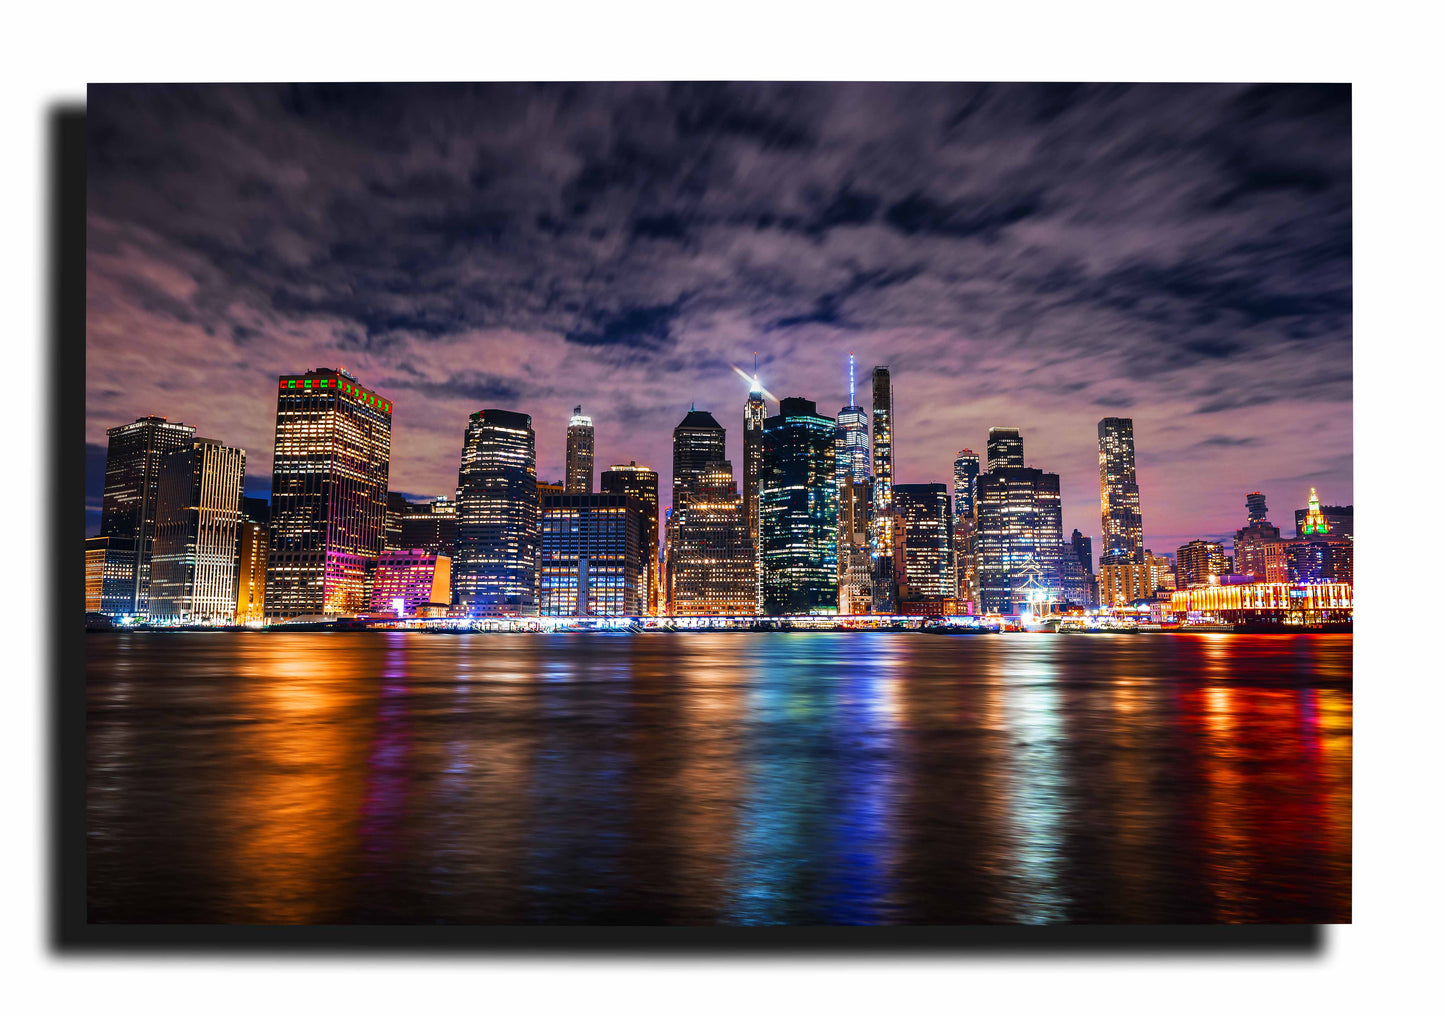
[454,408,539,617]
[565,405,595,494]
[235,517,268,625]
[149,437,247,623]
[98,415,196,617]
[893,483,954,609]
[1098,417,1144,564]
[975,465,1065,614]
[986,427,1024,472]
[1177,539,1230,589]
[838,473,873,615]
[266,369,392,619]
[761,397,838,614]
[1246,490,1270,526]
[952,449,980,524]
[836,353,871,487]
[601,461,661,615]
[668,461,756,616]
[743,375,767,554]
[870,367,896,613]
[540,493,644,617]
[672,408,727,511]
[399,496,458,558]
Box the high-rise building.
[836,353,871,487]
[235,517,268,625]
[894,483,954,611]
[672,408,727,511]
[1144,550,1177,593]
[383,491,411,552]
[743,377,768,555]
[370,549,452,617]
[565,405,595,494]
[869,367,896,613]
[454,408,538,617]
[1098,561,1154,607]
[601,462,661,615]
[838,474,873,615]
[954,518,979,613]
[266,369,392,619]
[1246,491,1270,526]
[952,449,980,526]
[1098,417,1144,565]
[98,415,196,617]
[1177,539,1230,589]
[1295,490,1352,540]
[149,437,247,623]
[1287,539,1353,585]
[1065,528,1096,607]
[975,465,1065,614]
[399,496,458,558]
[84,536,112,614]
[761,398,838,614]
[986,427,1024,472]
[667,461,756,616]
[539,492,645,617]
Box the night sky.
[85,83,1351,552]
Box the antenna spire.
[848,351,856,406]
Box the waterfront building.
[952,449,980,527]
[1144,549,1177,593]
[838,474,873,615]
[266,369,392,619]
[235,517,267,625]
[454,408,538,617]
[150,438,247,623]
[761,397,839,614]
[98,415,196,617]
[1296,490,1352,540]
[1098,417,1144,564]
[985,427,1024,472]
[565,405,595,494]
[894,483,954,608]
[870,367,896,613]
[744,376,768,555]
[1098,560,1153,607]
[370,549,452,617]
[668,461,756,616]
[84,536,111,613]
[1287,538,1353,585]
[1169,581,1352,625]
[1177,539,1230,589]
[539,493,644,616]
[601,461,661,615]
[975,464,1064,614]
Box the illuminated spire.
[751,351,762,395]
[849,351,856,406]
[1301,487,1331,536]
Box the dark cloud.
[85,82,1352,550]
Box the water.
[86,631,1351,924]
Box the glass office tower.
[760,397,838,614]
[454,408,539,617]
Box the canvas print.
[83,82,1351,926]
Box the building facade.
[743,380,767,559]
[975,465,1064,614]
[600,462,661,615]
[370,549,452,617]
[761,398,839,614]
[952,449,980,525]
[235,518,268,625]
[454,408,539,616]
[869,367,896,613]
[893,483,954,609]
[98,415,196,617]
[399,497,458,558]
[565,406,595,494]
[672,408,727,512]
[266,369,392,619]
[667,461,756,616]
[1177,539,1230,589]
[540,494,643,617]
[986,427,1024,472]
[149,438,247,623]
[1098,416,1144,565]
[838,474,873,615]
[1296,489,1352,540]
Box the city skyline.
[85,83,1351,553]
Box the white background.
[2,1,1439,1012]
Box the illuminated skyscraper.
[986,427,1024,472]
[601,461,661,615]
[98,415,196,617]
[234,517,268,625]
[744,374,767,553]
[672,408,727,511]
[835,353,871,487]
[893,483,954,609]
[266,369,392,619]
[975,465,1065,614]
[454,408,539,616]
[540,493,644,617]
[1098,417,1144,565]
[1296,489,1351,540]
[869,367,896,613]
[761,398,838,614]
[952,449,980,524]
[565,405,595,494]
[150,437,247,622]
[668,461,756,616]
[838,473,873,614]
[1177,539,1230,589]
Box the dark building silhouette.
[1246,490,1269,526]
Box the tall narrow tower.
[1097,416,1143,565]
[870,366,896,613]
[743,364,767,551]
[565,405,594,494]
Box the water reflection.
[86,632,1352,924]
